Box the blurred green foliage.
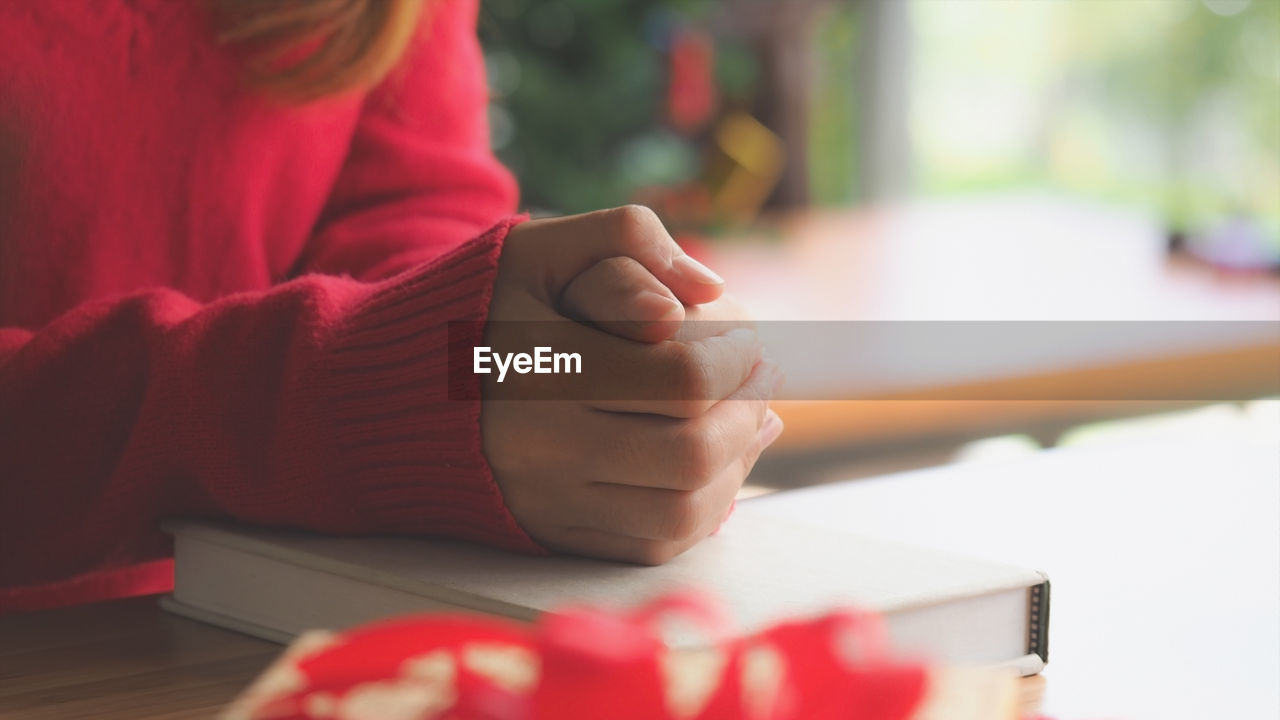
[478,0,712,215]
[477,0,1275,245]
[808,3,860,205]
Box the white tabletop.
[749,405,1280,719]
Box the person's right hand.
[481,206,783,565]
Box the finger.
[559,256,685,343]
[739,409,784,482]
[518,412,783,564]
[580,360,780,490]
[519,205,726,307]
[546,415,781,560]
[707,410,783,534]
[757,409,785,454]
[587,329,766,418]
[540,525,700,566]
[571,460,743,542]
[671,295,756,344]
[580,407,780,545]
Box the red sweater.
[0,0,540,612]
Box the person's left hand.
[480,207,782,564]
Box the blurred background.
[478,0,1280,488]
[483,7,1279,714]
[480,0,1279,250]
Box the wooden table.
[0,598,277,719]
[709,196,1280,452]
[5,410,1275,718]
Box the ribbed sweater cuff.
[304,216,541,553]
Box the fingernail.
[673,254,725,286]
[629,291,683,324]
[758,411,784,447]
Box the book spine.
[1028,580,1050,663]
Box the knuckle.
[610,204,662,251]
[673,423,716,489]
[669,344,713,402]
[597,256,651,292]
[658,492,702,542]
[614,203,660,230]
[599,255,639,276]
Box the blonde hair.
[214,0,428,103]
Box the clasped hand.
[482,206,783,564]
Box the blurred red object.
[668,29,717,134]
[219,592,930,720]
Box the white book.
[161,504,1049,676]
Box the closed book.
[161,504,1049,676]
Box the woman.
[0,0,781,612]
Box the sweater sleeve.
[0,0,540,599]
[0,220,537,595]
[298,0,520,282]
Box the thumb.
[516,205,726,307]
[559,256,686,343]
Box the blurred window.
[907,0,1279,244]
